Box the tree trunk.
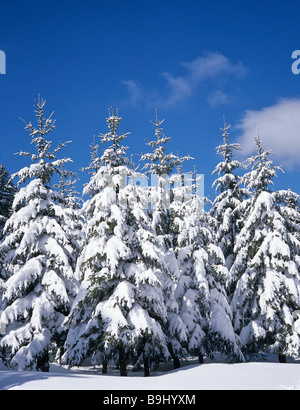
[102,360,108,374]
[119,346,127,376]
[36,349,50,372]
[143,354,150,377]
[173,357,181,369]
[199,353,204,364]
[278,354,286,363]
[168,343,181,369]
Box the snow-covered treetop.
[243,135,283,195]
[99,108,130,168]
[141,109,190,177]
[212,118,243,194]
[82,108,137,201]
[12,95,72,187]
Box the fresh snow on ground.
[1,358,300,390]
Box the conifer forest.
[1,96,300,377]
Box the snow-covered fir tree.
[140,111,190,368]
[63,109,171,376]
[0,96,79,371]
[175,170,243,363]
[210,118,246,274]
[230,136,300,362]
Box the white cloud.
[183,51,246,82]
[236,98,300,169]
[123,52,246,108]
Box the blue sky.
[1,0,300,201]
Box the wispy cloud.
[207,89,232,107]
[182,52,246,82]
[122,80,144,105]
[159,71,193,105]
[236,98,300,169]
[123,51,247,108]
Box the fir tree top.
[141,109,185,177]
[13,95,72,187]
[243,134,283,196]
[212,117,243,194]
[99,108,130,168]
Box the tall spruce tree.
[210,119,246,273]
[0,96,79,371]
[140,110,188,368]
[63,109,170,376]
[175,171,243,362]
[230,136,300,362]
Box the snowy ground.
[1,356,300,390]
